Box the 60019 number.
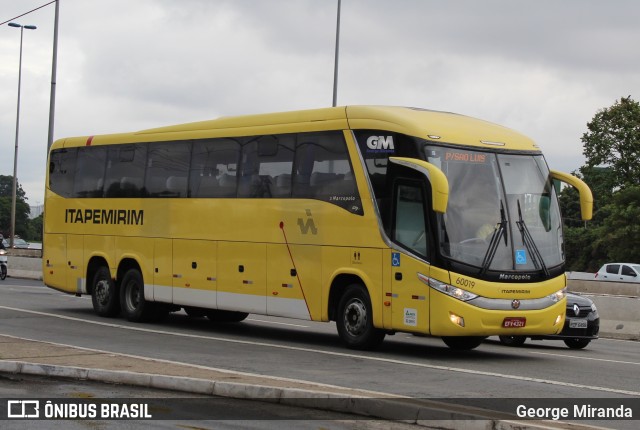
[455,278,475,288]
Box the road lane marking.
[1,304,640,397]
[527,350,640,366]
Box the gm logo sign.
[366,136,395,153]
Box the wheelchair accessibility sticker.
[515,249,527,265]
[392,252,401,267]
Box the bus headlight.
[418,273,478,302]
[546,288,566,303]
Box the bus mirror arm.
[550,170,593,221]
[389,157,449,213]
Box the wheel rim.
[125,281,141,311]
[95,280,110,305]
[343,298,367,336]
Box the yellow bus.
[43,106,593,350]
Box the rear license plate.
[569,319,588,329]
[503,317,526,328]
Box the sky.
[1,0,639,208]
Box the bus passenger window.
[49,148,78,198]
[146,141,191,197]
[189,138,240,198]
[74,147,107,198]
[293,132,362,214]
[104,144,147,198]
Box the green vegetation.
[0,175,42,242]
[561,96,640,271]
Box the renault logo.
[511,300,521,309]
[573,304,580,317]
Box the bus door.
[172,239,217,308]
[389,180,431,334]
[217,242,267,314]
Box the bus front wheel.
[120,268,154,322]
[441,336,485,350]
[564,338,590,349]
[336,284,385,350]
[91,266,120,317]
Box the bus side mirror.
[389,157,449,213]
[550,170,593,221]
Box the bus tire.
[441,336,485,350]
[119,268,153,322]
[336,284,385,350]
[91,266,120,317]
[563,338,590,349]
[206,310,249,323]
[498,335,527,347]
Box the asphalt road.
[1,278,640,429]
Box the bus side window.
[293,131,362,214]
[257,135,295,198]
[104,144,147,198]
[74,146,107,198]
[146,141,191,197]
[190,138,240,198]
[49,148,78,198]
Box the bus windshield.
[424,146,563,274]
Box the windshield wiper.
[480,201,508,275]
[516,200,549,277]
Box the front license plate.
[569,319,588,329]
[503,317,526,328]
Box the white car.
[595,263,640,282]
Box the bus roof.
[53,106,540,152]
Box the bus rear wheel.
[120,268,154,322]
[441,336,485,350]
[91,266,120,317]
[336,284,385,350]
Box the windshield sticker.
[515,249,527,265]
[392,252,401,267]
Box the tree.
[582,96,640,189]
[563,96,640,271]
[592,186,640,265]
[0,175,31,238]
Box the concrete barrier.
[7,255,42,281]
[567,274,640,341]
[7,259,639,340]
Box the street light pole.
[332,0,341,107]
[47,0,60,150]
[8,22,37,249]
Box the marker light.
[418,273,478,302]
[554,314,563,326]
[449,312,465,327]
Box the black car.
[499,293,599,349]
